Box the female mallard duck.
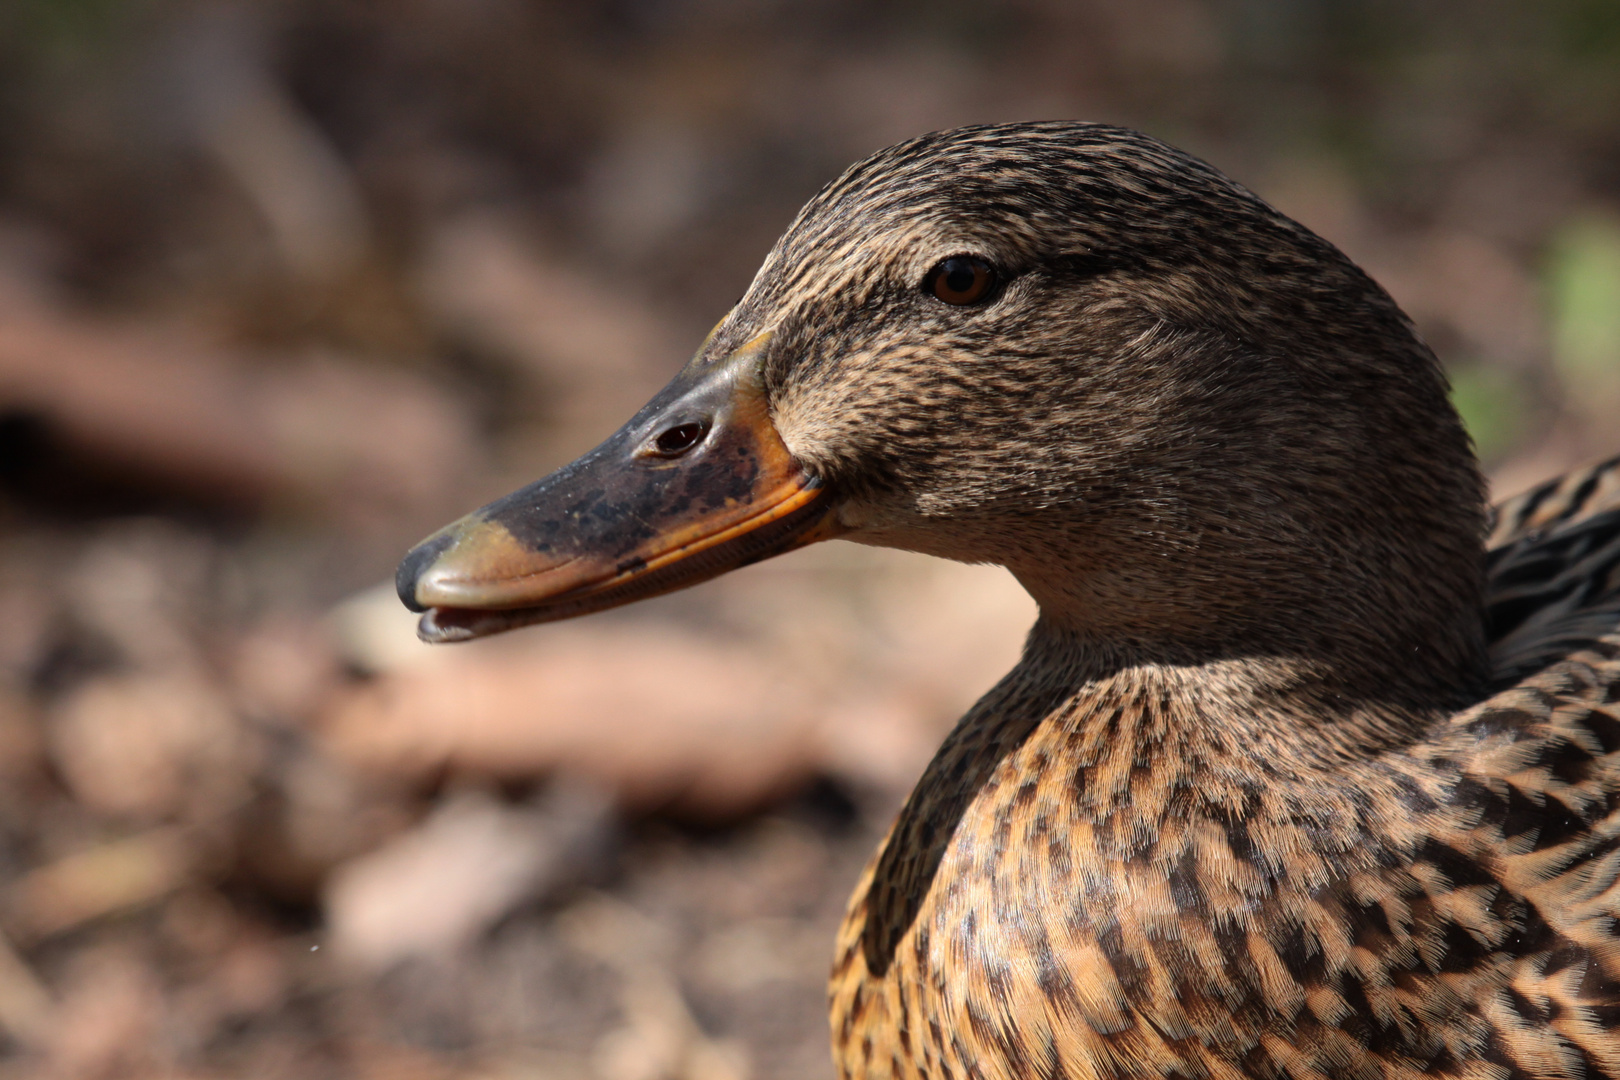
[397,122,1620,1079]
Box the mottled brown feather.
[708,124,1620,1078]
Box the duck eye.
[652,421,707,456]
[928,256,995,306]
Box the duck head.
[399,122,1489,710]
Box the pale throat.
[840,472,1485,731]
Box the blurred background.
[0,1,1618,1077]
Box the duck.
[395,122,1620,1080]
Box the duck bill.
[397,333,841,643]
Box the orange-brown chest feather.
[828,642,1620,1080]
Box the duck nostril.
[653,421,708,456]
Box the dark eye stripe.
[927,256,996,306]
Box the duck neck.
[1005,608,1479,772]
[990,467,1494,761]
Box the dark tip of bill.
[395,532,455,613]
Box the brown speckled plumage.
[768,125,1620,1080]
[405,122,1620,1078]
[829,457,1620,1079]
